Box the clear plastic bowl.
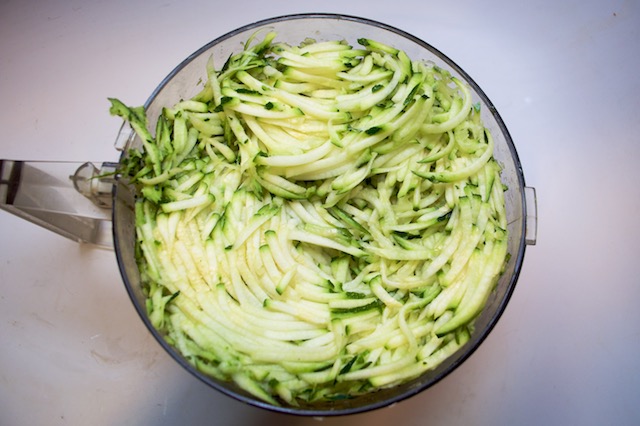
[113,13,533,416]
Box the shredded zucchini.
[110,33,509,406]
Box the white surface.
[1,0,639,425]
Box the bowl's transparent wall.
[114,14,527,415]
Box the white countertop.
[1,1,639,425]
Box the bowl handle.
[524,186,537,245]
[0,160,118,248]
